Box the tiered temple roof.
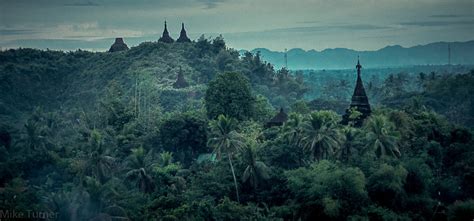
[177,23,191,43]
[342,58,372,127]
[158,21,174,43]
[108,38,129,52]
[265,108,288,128]
[173,67,189,88]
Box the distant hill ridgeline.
[241,40,474,70]
[0,38,306,126]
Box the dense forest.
[0,37,473,220]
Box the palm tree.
[281,113,306,166]
[18,117,52,154]
[363,115,401,158]
[302,111,343,161]
[86,130,116,184]
[207,115,246,203]
[338,126,358,162]
[241,145,270,191]
[282,113,305,146]
[125,147,156,193]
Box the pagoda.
[108,38,129,52]
[341,58,371,127]
[176,23,191,43]
[173,67,189,88]
[158,21,174,43]
[265,108,288,128]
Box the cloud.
[0,29,41,35]
[197,0,227,9]
[64,1,100,7]
[429,14,464,18]
[262,24,391,34]
[400,20,474,27]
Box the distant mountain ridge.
[241,41,474,70]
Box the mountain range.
[241,40,474,70]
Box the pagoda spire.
[159,20,174,43]
[356,56,362,76]
[341,57,371,127]
[177,22,191,43]
[173,66,189,88]
[108,37,129,52]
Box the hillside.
[0,39,306,126]
[1,38,474,221]
[243,40,474,69]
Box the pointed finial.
[182,22,185,29]
[280,107,284,113]
[356,56,362,68]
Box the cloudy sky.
[0,0,473,51]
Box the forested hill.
[0,38,306,126]
[1,37,474,220]
[242,40,474,69]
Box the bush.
[448,200,474,221]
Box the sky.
[0,0,473,51]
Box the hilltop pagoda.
[341,58,371,127]
[177,23,191,43]
[173,67,189,88]
[265,108,288,128]
[158,21,174,43]
[108,38,129,52]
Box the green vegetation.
[0,39,473,220]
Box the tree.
[302,111,343,161]
[448,200,474,221]
[285,160,368,219]
[205,72,255,120]
[207,115,246,202]
[125,147,155,193]
[159,112,208,164]
[100,80,134,131]
[291,100,310,115]
[241,145,270,191]
[367,164,407,208]
[338,126,360,162]
[85,129,116,184]
[363,115,401,158]
[281,113,306,167]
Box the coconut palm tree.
[241,145,270,191]
[281,113,306,166]
[86,130,116,184]
[363,115,401,158]
[282,113,305,146]
[338,126,359,162]
[207,115,246,203]
[19,117,52,153]
[125,146,156,193]
[302,111,343,161]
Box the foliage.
[363,114,401,159]
[0,39,473,220]
[285,160,368,219]
[302,111,343,161]
[448,200,474,221]
[205,72,255,120]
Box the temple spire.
[356,56,362,76]
[159,20,174,43]
[108,37,129,52]
[173,66,189,88]
[341,58,371,127]
[177,22,191,43]
[265,107,288,128]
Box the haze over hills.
[241,40,474,70]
